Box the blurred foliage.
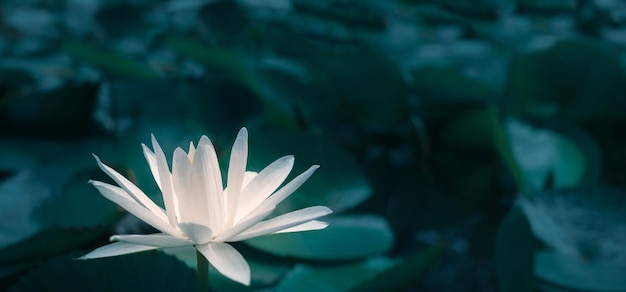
[1,0,626,291]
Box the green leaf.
[33,168,122,228]
[245,215,393,260]
[519,186,626,264]
[506,119,586,191]
[535,250,626,291]
[353,244,444,291]
[63,42,159,79]
[0,141,122,277]
[9,252,196,291]
[247,130,371,213]
[495,207,536,292]
[0,162,84,249]
[274,257,395,292]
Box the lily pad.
[535,250,626,291]
[506,119,586,191]
[0,139,124,274]
[245,215,393,260]
[274,257,395,292]
[519,186,626,263]
[353,244,444,291]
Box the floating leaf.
[506,119,586,191]
[519,186,626,263]
[354,244,444,291]
[275,257,395,292]
[245,215,393,260]
[0,141,122,277]
[33,168,122,228]
[535,250,626,291]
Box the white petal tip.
[319,206,333,216]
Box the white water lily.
[80,128,332,285]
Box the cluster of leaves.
[1,0,626,291]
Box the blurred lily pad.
[245,215,393,260]
[506,119,586,191]
[0,139,121,272]
[275,256,395,292]
[535,250,626,291]
[354,244,444,291]
[519,186,626,263]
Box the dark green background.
[1,0,626,291]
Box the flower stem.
[196,249,209,292]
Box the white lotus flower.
[80,128,332,285]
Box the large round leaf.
[535,250,626,291]
[353,244,444,291]
[519,186,626,263]
[274,257,395,292]
[245,215,393,260]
